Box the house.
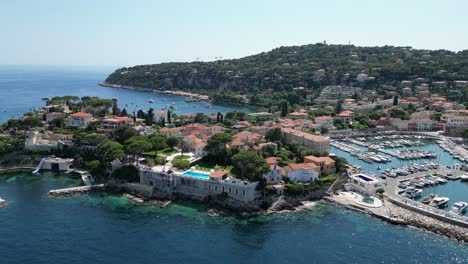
[335,110,354,124]
[304,155,336,176]
[46,112,65,123]
[184,135,207,157]
[314,116,333,128]
[232,121,252,130]
[98,117,134,133]
[25,131,73,151]
[400,80,412,87]
[402,87,412,96]
[42,157,74,171]
[284,163,320,183]
[232,131,263,146]
[288,111,308,120]
[263,164,284,184]
[282,128,330,154]
[159,127,181,137]
[67,112,93,128]
[211,125,225,135]
[152,109,166,123]
[179,123,212,138]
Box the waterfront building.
[344,173,384,196]
[281,128,330,154]
[138,168,259,202]
[42,157,74,171]
[304,155,336,176]
[67,112,93,128]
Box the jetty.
[48,184,104,197]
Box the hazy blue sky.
[1,0,467,67]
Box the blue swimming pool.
[182,171,210,179]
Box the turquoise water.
[0,65,252,124]
[182,171,210,179]
[0,171,467,263]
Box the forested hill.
[104,43,468,95]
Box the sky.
[1,0,467,67]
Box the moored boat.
[450,202,468,215]
[429,197,450,208]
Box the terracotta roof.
[102,117,132,123]
[265,157,278,165]
[285,163,320,172]
[337,110,354,117]
[304,156,335,165]
[315,116,333,121]
[210,169,229,178]
[70,112,92,117]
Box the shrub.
[284,183,305,195]
[154,155,167,165]
[112,165,139,182]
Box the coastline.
[325,195,468,243]
[99,82,211,102]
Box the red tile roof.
[70,112,92,117]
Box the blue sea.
[0,66,467,263]
[0,171,467,264]
[0,65,251,124]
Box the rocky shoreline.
[325,196,468,243]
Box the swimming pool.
[182,171,210,179]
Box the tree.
[231,150,269,181]
[125,139,152,164]
[335,100,343,113]
[149,134,168,150]
[167,110,172,124]
[97,140,125,164]
[280,101,288,117]
[393,95,399,106]
[167,136,180,149]
[390,107,409,120]
[194,113,209,123]
[120,108,128,116]
[178,139,191,157]
[204,132,232,165]
[265,128,283,142]
[111,125,137,144]
[137,109,146,119]
[145,108,154,126]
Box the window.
[215,186,217,191]
[208,185,211,190]
[222,186,224,192]
[236,188,238,195]
[243,190,246,196]
[149,181,153,186]
[229,187,231,193]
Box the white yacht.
[148,99,155,103]
[429,197,450,208]
[403,187,422,199]
[450,202,468,215]
[435,177,447,184]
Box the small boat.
[148,99,155,103]
[429,197,450,208]
[461,175,468,181]
[435,177,447,184]
[450,202,468,215]
[42,97,51,100]
[377,166,382,170]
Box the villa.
[138,167,259,203]
[98,117,134,133]
[304,155,336,176]
[284,163,320,183]
[67,112,93,128]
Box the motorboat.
[461,174,468,181]
[435,177,447,184]
[450,202,468,215]
[429,197,450,208]
[148,99,155,103]
[42,97,51,100]
[403,187,422,199]
[421,193,436,204]
[81,174,94,187]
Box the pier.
[48,184,104,197]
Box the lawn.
[144,148,177,157]
[193,160,233,172]
[173,155,190,160]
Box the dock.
[48,184,104,197]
